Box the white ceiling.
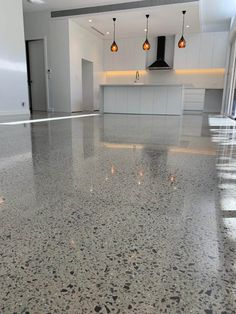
[73,2,200,38]
[23,0,236,36]
[200,0,236,32]
[23,0,144,12]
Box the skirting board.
[0,110,30,116]
[183,110,203,115]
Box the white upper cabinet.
[212,32,228,68]
[199,33,214,68]
[186,33,201,69]
[174,31,228,69]
[103,37,148,71]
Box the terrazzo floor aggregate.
[0,113,236,313]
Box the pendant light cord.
[182,10,186,36]
[113,18,116,42]
[146,14,149,40]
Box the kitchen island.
[101,84,184,115]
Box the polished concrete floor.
[0,113,236,313]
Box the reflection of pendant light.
[143,14,151,51]
[178,10,186,48]
[111,18,118,52]
[111,165,116,175]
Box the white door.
[82,59,94,111]
[28,40,47,111]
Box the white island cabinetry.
[102,85,183,115]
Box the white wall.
[105,69,225,89]
[24,11,50,41]
[24,14,104,112]
[0,0,29,115]
[50,19,71,112]
[103,37,148,71]
[24,12,71,113]
[230,16,236,41]
[69,20,104,112]
[24,11,51,111]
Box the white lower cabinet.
[103,85,183,115]
[183,88,205,111]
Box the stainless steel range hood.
[148,36,172,70]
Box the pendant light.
[143,14,151,51]
[111,18,118,52]
[178,10,186,48]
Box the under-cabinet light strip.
[175,68,225,74]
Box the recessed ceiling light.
[144,28,147,32]
[106,31,110,35]
[186,25,190,28]
[89,19,92,23]
[27,0,45,3]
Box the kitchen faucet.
[134,70,140,83]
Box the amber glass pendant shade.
[143,14,151,51]
[178,10,187,49]
[111,41,118,52]
[178,35,186,48]
[143,39,151,51]
[111,18,118,53]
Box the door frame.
[25,37,50,112]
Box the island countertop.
[101,84,184,87]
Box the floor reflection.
[0,113,235,313]
[209,115,236,313]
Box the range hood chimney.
[148,36,171,70]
